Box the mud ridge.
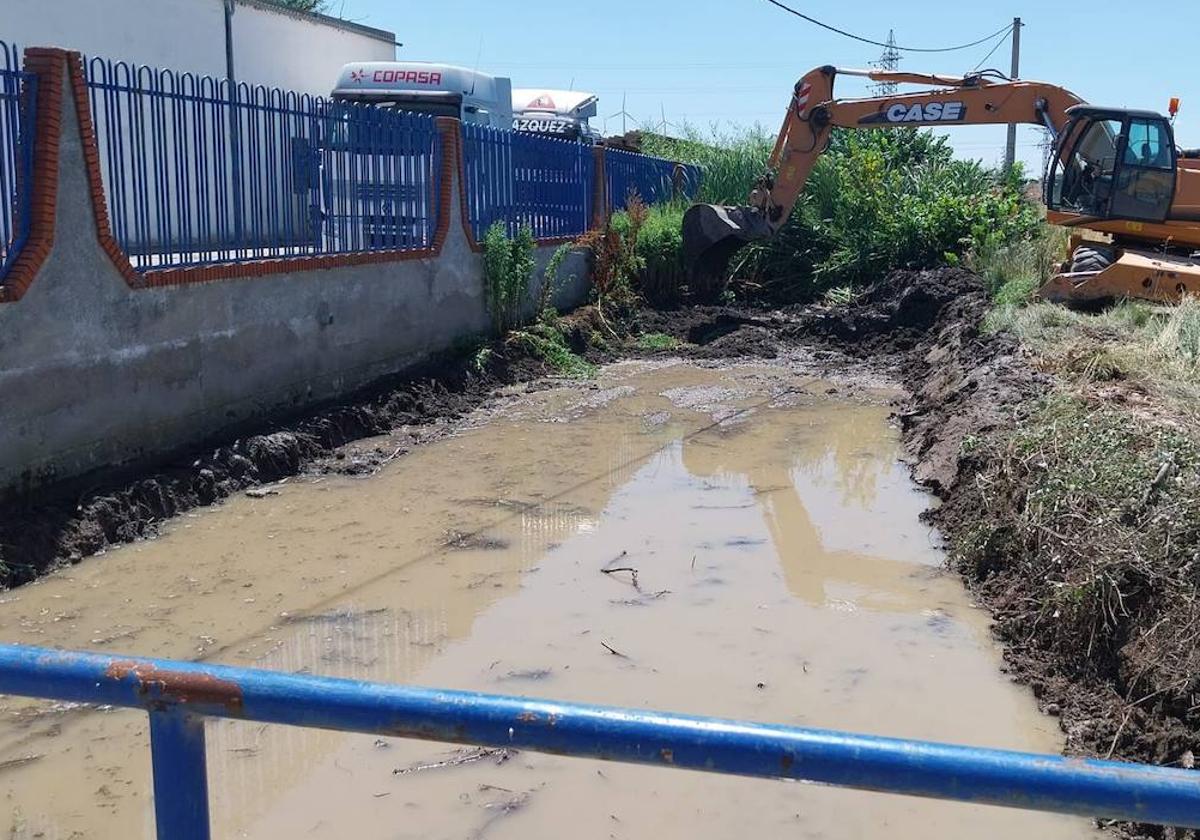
[0,340,552,587]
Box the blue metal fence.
[84,57,440,270]
[0,643,1197,840]
[604,147,701,212]
[0,41,36,281]
[462,123,595,241]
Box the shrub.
[633,203,687,305]
[482,222,536,334]
[653,125,1043,303]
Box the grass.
[511,318,595,379]
[636,332,680,351]
[955,393,1200,710]
[984,297,1200,414]
[967,223,1068,305]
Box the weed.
[578,196,646,333]
[969,224,1068,305]
[482,222,536,335]
[472,346,493,374]
[651,125,1041,303]
[511,323,595,379]
[636,332,680,351]
[822,285,857,306]
[960,395,1200,708]
[538,243,574,318]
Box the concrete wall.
[6,0,395,94]
[0,53,590,495]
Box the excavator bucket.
[681,204,772,301]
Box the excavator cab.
[1045,106,1177,224]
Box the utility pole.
[1004,17,1022,170]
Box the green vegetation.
[636,332,680,351]
[643,126,1041,303]
[512,319,596,378]
[482,222,536,335]
[984,297,1200,414]
[956,394,1200,707]
[967,224,1068,305]
[482,224,594,378]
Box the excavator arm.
[681,65,1085,291]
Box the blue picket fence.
[462,122,595,241]
[0,41,36,280]
[604,147,701,212]
[84,57,441,270]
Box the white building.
[7,0,396,95]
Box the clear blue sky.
[333,0,1200,172]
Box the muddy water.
[0,360,1097,839]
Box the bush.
[654,125,1043,303]
[632,202,687,305]
[482,222,535,334]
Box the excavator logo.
[859,101,967,125]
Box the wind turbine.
[608,92,636,135]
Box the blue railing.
[0,41,36,281]
[462,122,595,241]
[84,57,440,270]
[604,147,701,212]
[0,644,1197,839]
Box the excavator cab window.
[1046,109,1176,223]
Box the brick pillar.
[0,48,67,302]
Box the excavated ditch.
[0,267,1192,839]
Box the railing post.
[591,144,606,229]
[148,710,211,840]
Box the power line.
[758,0,1013,53]
[971,25,1014,72]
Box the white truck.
[511,89,600,144]
[331,61,513,127]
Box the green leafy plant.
[482,222,536,335]
[650,125,1043,303]
[636,332,680,351]
[538,243,574,318]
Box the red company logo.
[527,94,557,110]
[350,69,365,83]
[372,69,443,85]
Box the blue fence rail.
[84,57,440,270]
[462,122,595,241]
[0,644,1197,840]
[604,146,701,212]
[0,41,36,281]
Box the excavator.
[682,66,1200,304]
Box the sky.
[331,0,1200,173]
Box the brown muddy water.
[0,359,1099,839]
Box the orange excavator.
[682,66,1200,304]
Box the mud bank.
[0,340,551,587]
[777,268,1198,839]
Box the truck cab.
[331,62,513,128]
[511,89,600,143]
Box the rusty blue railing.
[0,643,1197,839]
[0,41,37,281]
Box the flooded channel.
[0,359,1097,839]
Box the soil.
[2,267,1194,836]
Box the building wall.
[5,0,394,94]
[0,52,589,496]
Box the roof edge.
[234,0,397,44]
